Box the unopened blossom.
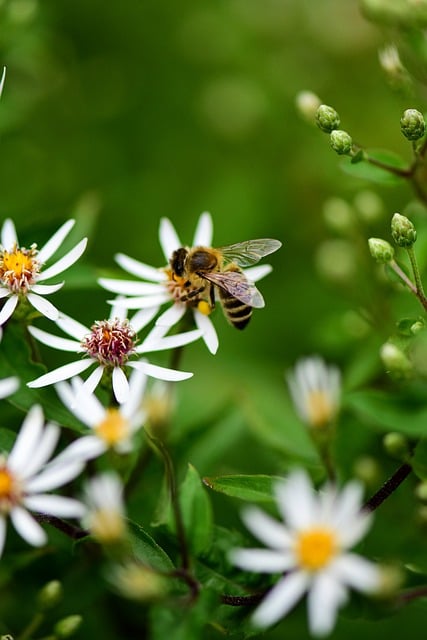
[81,472,127,544]
[0,404,86,556]
[286,356,341,429]
[0,218,87,336]
[98,212,275,355]
[230,469,381,636]
[27,302,201,403]
[55,369,147,459]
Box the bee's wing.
[219,239,282,267]
[201,270,265,308]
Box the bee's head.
[170,247,188,277]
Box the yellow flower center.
[0,245,39,293]
[306,390,335,428]
[0,466,21,512]
[95,409,130,446]
[295,527,338,571]
[89,508,126,543]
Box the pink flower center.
[81,319,136,366]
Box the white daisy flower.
[98,212,274,355]
[0,376,19,399]
[55,369,147,459]
[229,469,381,637]
[0,404,86,557]
[0,218,87,335]
[81,472,126,543]
[26,301,201,404]
[286,356,341,429]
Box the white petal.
[0,66,6,99]
[27,359,93,388]
[55,313,89,340]
[107,293,170,309]
[0,287,10,299]
[27,293,59,320]
[115,253,166,282]
[330,480,364,530]
[56,379,104,426]
[241,506,293,549]
[31,282,64,294]
[38,238,88,281]
[24,494,86,519]
[50,435,106,465]
[252,571,310,629]
[0,295,18,325]
[138,329,202,353]
[1,218,18,250]
[230,548,294,573]
[0,376,19,398]
[112,367,130,404]
[21,424,60,479]
[109,298,128,321]
[26,460,85,493]
[159,217,181,260]
[37,219,75,262]
[0,516,6,557]
[275,471,318,530]
[98,278,165,296]
[10,506,47,547]
[80,365,104,396]
[28,325,81,352]
[123,369,148,419]
[192,211,213,246]
[194,310,218,354]
[331,553,381,594]
[8,405,45,472]
[244,264,272,282]
[307,571,348,637]
[129,306,161,332]
[155,303,186,328]
[128,360,193,381]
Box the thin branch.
[362,462,412,512]
[34,513,89,540]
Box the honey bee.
[169,238,282,329]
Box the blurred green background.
[2,0,427,638]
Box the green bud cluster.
[315,104,340,133]
[368,238,394,263]
[329,130,353,155]
[391,212,417,247]
[400,108,426,141]
[54,615,83,638]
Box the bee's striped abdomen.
[219,290,252,330]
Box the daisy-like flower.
[286,356,341,429]
[0,404,86,557]
[98,212,275,355]
[229,469,381,637]
[55,369,146,459]
[0,218,87,335]
[0,376,19,399]
[27,301,201,403]
[81,472,126,544]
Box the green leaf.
[0,428,17,453]
[340,149,408,185]
[127,520,176,573]
[0,322,86,432]
[203,474,282,503]
[345,388,427,435]
[178,463,214,556]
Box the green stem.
[388,259,427,311]
[406,246,427,308]
[16,612,44,640]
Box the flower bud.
[329,129,353,155]
[383,431,410,460]
[391,212,417,247]
[315,104,340,133]
[295,90,322,123]
[37,580,63,610]
[368,238,394,263]
[415,481,427,502]
[400,108,426,141]
[380,342,413,379]
[54,615,82,638]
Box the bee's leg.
[209,284,215,309]
[180,286,204,302]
